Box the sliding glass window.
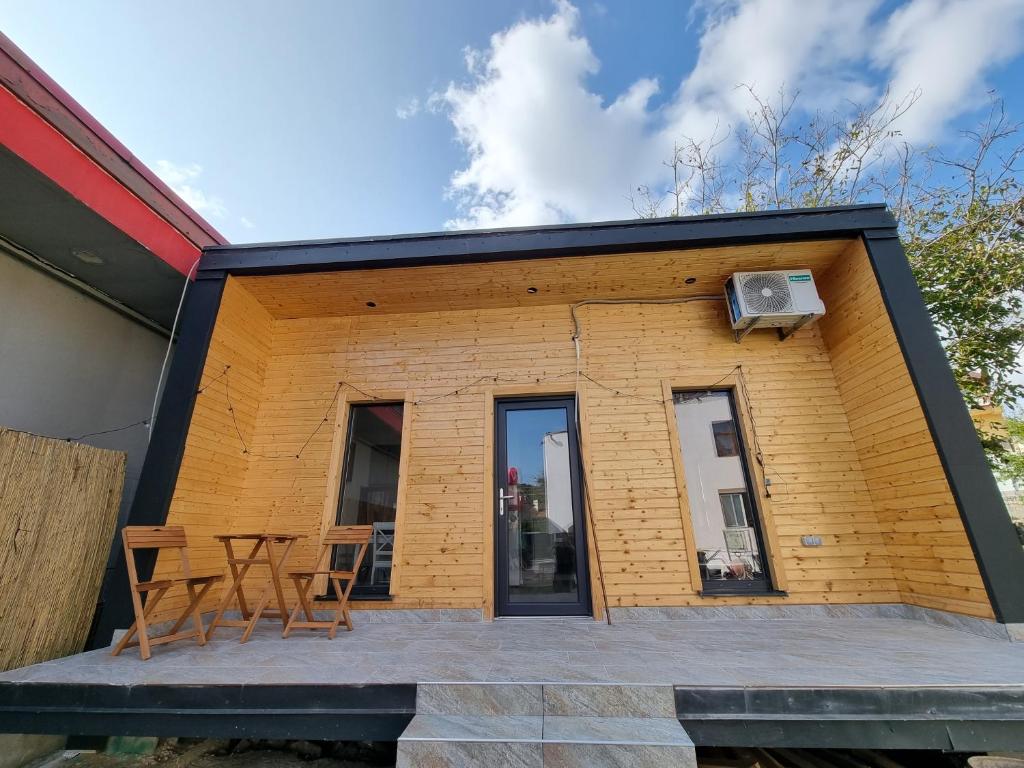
[673,390,771,593]
[334,403,404,596]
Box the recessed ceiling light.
[684,276,697,285]
[526,287,538,294]
[366,301,377,308]
[72,249,104,265]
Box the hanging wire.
[147,255,202,441]
[62,365,689,448]
[412,370,577,405]
[577,371,668,405]
[341,380,385,402]
[413,375,502,405]
[734,365,791,498]
[64,419,151,442]
[293,382,345,458]
[196,366,231,394]
[66,288,728,446]
[734,365,765,467]
[218,369,347,460]
[61,361,233,442]
[566,294,719,625]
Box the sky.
[2,0,1024,244]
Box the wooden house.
[92,203,1023,637]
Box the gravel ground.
[49,739,395,768]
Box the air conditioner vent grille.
[740,272,792,314]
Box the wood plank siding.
[153,239,993,620]
[152,277,274,618]
[816,240,992,618]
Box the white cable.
[569,293,723,624]
[570,295,721,343]
[148,256,202,441]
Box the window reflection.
[673,391,769,589]
[505,410,579,603]
[334,403,404,595]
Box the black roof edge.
[198,203,895,276]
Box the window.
[673,390,771,593]
[711,419,739,457]
[333,403,404,596]
[719,491,748,528]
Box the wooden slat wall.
[578,300,897,606]
[152,241,993,619]
[236,309,582,609]
[244,317,354,589]
[816,240,993,618]
[155,277,274,619]
[176,291,901,611]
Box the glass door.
[495,397,591,617]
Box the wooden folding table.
[207,532,305,643]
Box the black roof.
[197,203,896,277]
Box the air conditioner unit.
[725,269,825,341]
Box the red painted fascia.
[0,84,201,276]
[0,31,226,250]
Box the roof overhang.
[198,204,897,277]
[0,32,227,329]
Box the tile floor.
[3,615,1024,688]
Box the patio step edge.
[396,714,696,768]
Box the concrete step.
[397,713,695,767]
[398,684,696,767]
[543,716,696,767]
[417,683,543,716]
[397,714,542,767]
[415,682,677,717]
[542,684,677,718]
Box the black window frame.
[673,388,775,596]
[329,401,405,599]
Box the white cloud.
[437,0,1024,229]
[441,0,667,228]
[667,0,879,141]
[875,0,1024,140]
[396,97,421,120]
[154,159,228,219]
[239,216,255,229]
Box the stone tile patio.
[4,615,1024,688]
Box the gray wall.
[0,246,169,529]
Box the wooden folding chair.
[112,526,223,660]
[283,525,373,639]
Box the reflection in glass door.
[495,398,591,617]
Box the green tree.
[994,417,1024,487]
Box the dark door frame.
[494,396,592,617]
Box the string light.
[64,419,150,442]
[63,364,754,447]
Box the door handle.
[498,488,515,516]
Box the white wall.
[0,248,168,531]
[542,430,573,532]
[673,394,748,557]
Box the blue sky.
[2,0,1023,244]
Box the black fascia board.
[197,204,894,276]
[0,682,416,741]
[89,274,227,648]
